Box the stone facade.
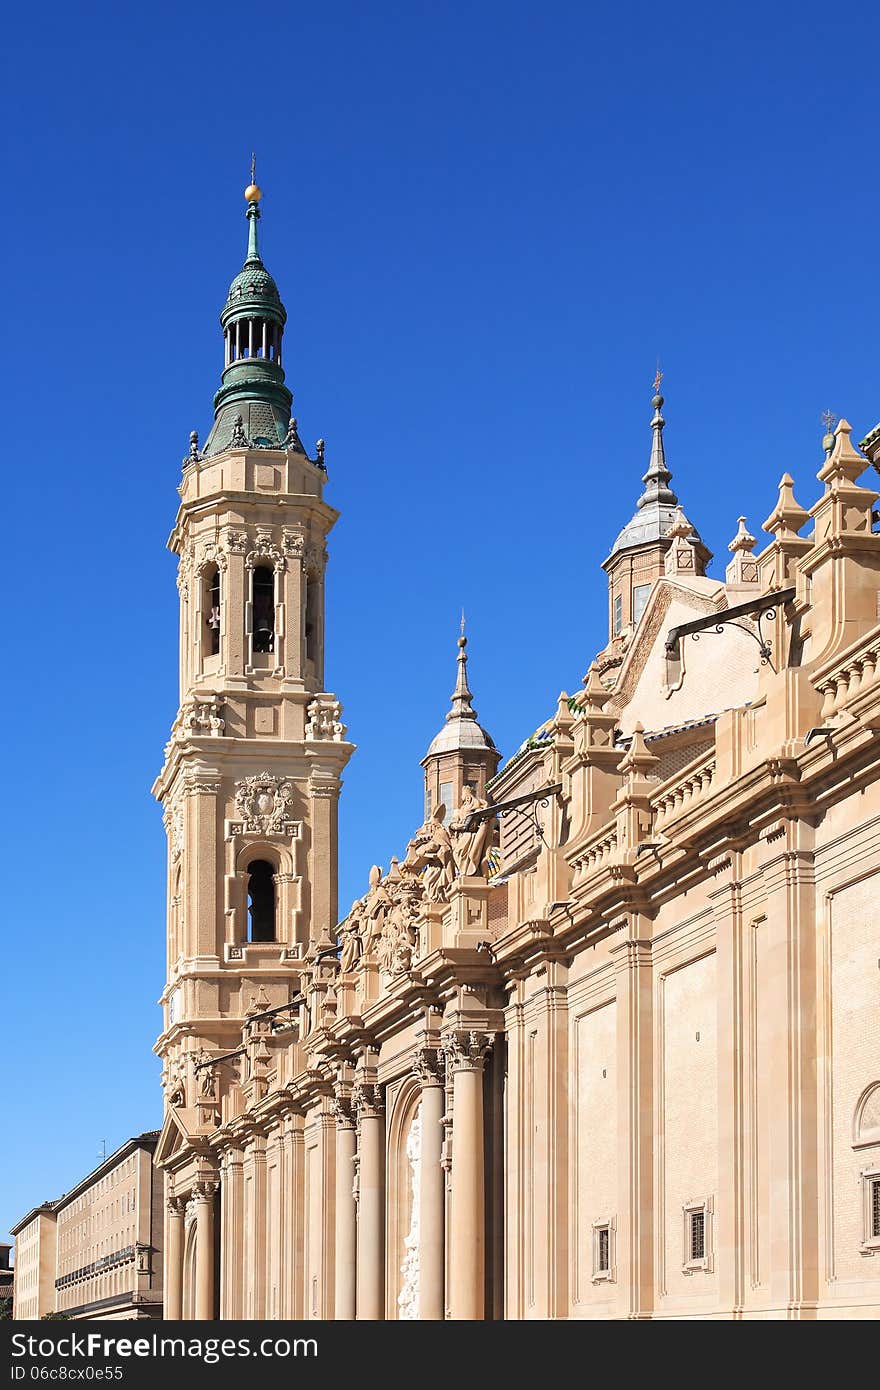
[0,1244,13,1312]
[10,1135,163,1320]
[154,185,880,1320]
[10,1208,57,1321]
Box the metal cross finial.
[460,609,466,638]
[821,409,837,433]
[251,151,256,185]
[653,362,663,395]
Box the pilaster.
[219,1145,244,1320]
[758,821,819,1315]
[610,927,654,1319]
[242,1132,267,1318]
[709,851,745,1314]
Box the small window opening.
[633,582,651,627]
[206,568,220,655]
[252,565,275,653]
[247,860,275,942]
[690,1210,705,1262]
[305,575,319,664]
[613,592,623,636]
[872,1178,880,1240]
[597,1226,610,1273]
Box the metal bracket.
[664,587,795,671]
[460,783,562,847]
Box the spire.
[246,201,261,262]
[245,155,263,264]
[637,367,679,510]
[423,622,498,760]
[762,473,809,539]
[447,617,477,725]
[606,370,706,563]
[200,171,296,457]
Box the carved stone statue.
[195,1050,217,1101]
[449,785,495,877]
[373,884,420,976]
[163,1057,185,1107]
[403,806,454,903]
[339,900,364,973]
[362,866,391,961]
[377,920,397,974]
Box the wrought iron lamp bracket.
[460,782,563,848]
[665,587,795,673]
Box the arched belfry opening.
[205,565,221,656]
[247,860,275,942]
[252,566,275,653]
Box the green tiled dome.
[223,260,283,314]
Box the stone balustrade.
[570,826,618,879]
[651,754,716,831]
[814,629,880,721]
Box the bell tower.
[152,175,354,1126]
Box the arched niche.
[386,1076,423,1320]
[854,1081,880,1149]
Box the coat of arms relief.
[231,771,297,835]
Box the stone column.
[333,1093,358,1320]
[165,1197,186,1321]
[414,1048,446,1319]
[194,1181,218,1321]
[446,1031,492,1320]
[355,1081,385,1320]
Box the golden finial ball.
[244,183,263,203]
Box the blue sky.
[2,0,877,1240]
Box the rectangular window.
[690,1210,705,1261]
[613,593,623,636]
[862,1171,880,1252]
[591,1217,615,1283]
[682,1197,713,1274]
[439,782,454,822]
[632,582,651,627]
